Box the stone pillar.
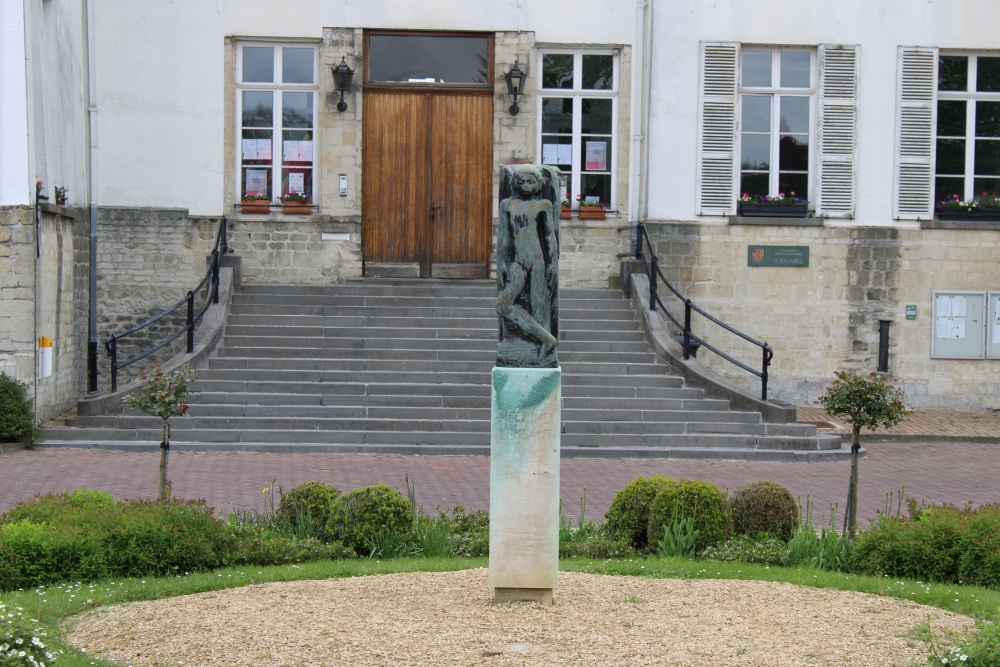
[489,366,561,604]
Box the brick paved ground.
[1,434,996,527]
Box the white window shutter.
[893,46,938,220]
[696,41,739,216]
[816,45,858,218]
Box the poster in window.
[585,141,607,171]
[542,144,558,165]
[288,172,305,194]
[245,169,267,196]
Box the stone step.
[225,312,643,331]
[192,369,677,388]
[231,293,633,311]
[217,335,652,355]
[214,346,656,364]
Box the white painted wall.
[0,0,30,206]
[94,0,638,214]
[646,0,1000,226]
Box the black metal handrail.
[634,223,773,400]
[105,218,228,391]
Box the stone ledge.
[920,217,1000,230]
[728,215,824,226]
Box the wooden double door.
[362,90,494,278]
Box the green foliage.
[853,502,1000,588]
[275,481,341,538]
[604,475,673,551]
[436,505,489,558]
[819,370,908,442]
[223,523,354,566]
[123,366,196,422]
[0,599,62,666]
[0,372,42,449]
[780,500,853,571]
[412,517,454,559]
[701,533,787,565]
[559,530,636,559]
[646,479,732,552]
[922,618,1000,667]
[327,484,412,556]
[656,517,700,559]
[364,528,417,559]
[729,480,799,540]
[0,493,226,591]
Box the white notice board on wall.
[988,292,1000,359]
[931,291,985,359]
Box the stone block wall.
[0,205,90,421]
[643,220,1000,409]
[231,217,362,284]
[559,219,630,288]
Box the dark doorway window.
[367,33,492,85]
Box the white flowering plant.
[0,600,62,666]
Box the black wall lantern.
[505,60,527,116]
[331,57,355,112]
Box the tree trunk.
[158,419,171,501]
[843,426,861,540]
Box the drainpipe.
[84,0,98,392]
[628,0,653,228]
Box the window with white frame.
[538,51,618,208]
[697,42,858,218]
[934,54,1000,204]
[739,49,814,201]
[237,44,317,204]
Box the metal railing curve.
[634,223,773,400]
[105,217,228,392]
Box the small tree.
[124,366,196,500]
[820,371,908,540]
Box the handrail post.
[110,337,118,393]
[220,217,228,254]
[683,299,693,360]
[649,256,658,312]
[634,225,643,261]
[761,346,769,401]
[186,291,195,353]
[211,250,221,304]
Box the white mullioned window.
[934,54,1000,205]
[738,48,815,202]
[236,43,317,204]
[537,50,619,209]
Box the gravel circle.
[65,569,973,666]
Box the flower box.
[578,207,606,220]
[241,201,270,215]
[937,209,1000,221]
[738,202,808,218]
[282,201,312,215]
[561,206,571,220]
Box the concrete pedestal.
[489,366,561,604]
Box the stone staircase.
[44,281,848,460]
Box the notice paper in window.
[288,172,305,194]
[585,141,607,171]
[542,144,558,165]
[245,169,267,196]
[936,317,966,339]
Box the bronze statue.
[496,164,560,368]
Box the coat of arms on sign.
[751,248,765,263]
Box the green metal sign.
[906,305,917,320]
[747,245,809,267]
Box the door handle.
[430,203,441,221]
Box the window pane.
[281,168,312,198]
[582,54,613,89]
[368,34,489,83]
[780,51,811,88]
[580,173,611,206]
[241,130,272,165]
[780,96,809,133]
[739,172,769,198]
[974,139,1000,175]
[581,98,612,134]
[741,134,770,170]
[936,139,966,175]
[542,54,574,89]
[242,47,274,83]
[777,173,807,201]
[242,166,272,198]
[282,92,313,129]
[282,47,314,84]
[541,97,572,133]
[779,134,809,171]
[937,100,966,137]
[282,129,312,164]
[581,138,611,172]
[541,135,572,169]
[742,51,771,87]
[973,177,1000,197]
[242,91,273,126]
[938,55,968,91]
[976,57,1000,92]
[935,177,964,204]
[976,101,1000,138]
[742,95,771,132]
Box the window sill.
[728,215,823,226]
[922,217,1000,231]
